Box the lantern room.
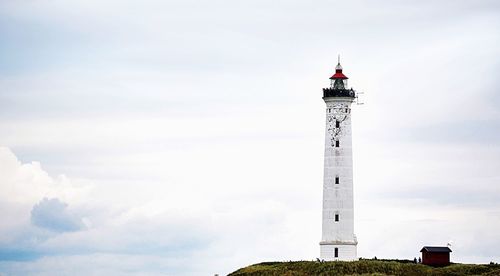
[323,58,355,99]
[330,62,349,90]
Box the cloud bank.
[0,147,218,275]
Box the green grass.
[229,260,500,276]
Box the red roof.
[330,69,348,80]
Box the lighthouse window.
[335,176,339,184]
[335,120,340,128]
[335,214,339,222]
[335,141,340,147]
[334,248,339,257]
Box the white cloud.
[0,147,90,205]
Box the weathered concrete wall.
[320,98,357,261]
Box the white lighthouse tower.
[319,59,358,261]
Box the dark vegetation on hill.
[229,260,500,276]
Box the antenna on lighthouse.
[356,91,365,105]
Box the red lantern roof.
[329,63,348,80]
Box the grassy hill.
[229,260,500,276]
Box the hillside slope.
[229,260,500,276]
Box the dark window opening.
[335,141,340,147]
[335,176,339,184]
[334,248,339,257]
[335,214,339,222]
[335,121,340,128]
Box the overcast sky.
[1,0,500,275]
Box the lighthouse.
[319,59,358,261]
